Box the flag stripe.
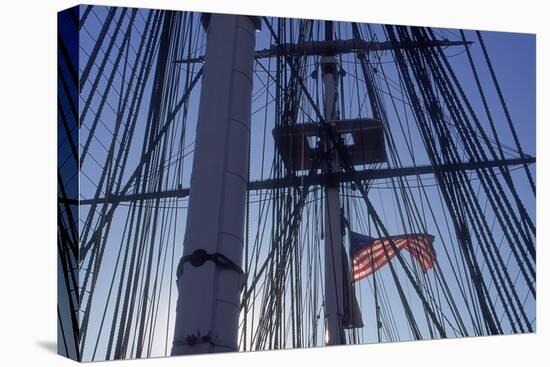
[350,233,436,282]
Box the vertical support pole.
[322,20,346,345]
[171,13,259,355]
[324,164,346,345]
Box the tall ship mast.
[57,5,536,361]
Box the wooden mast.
[171,13,260,355]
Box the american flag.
[350,231,436,282]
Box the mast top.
[201,12,262,31]
[273,118,386,172]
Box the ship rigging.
[57,6,536,361]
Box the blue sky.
[58,5,536,361]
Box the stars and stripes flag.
[350,231,436,282]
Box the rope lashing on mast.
[178,249,245,279]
